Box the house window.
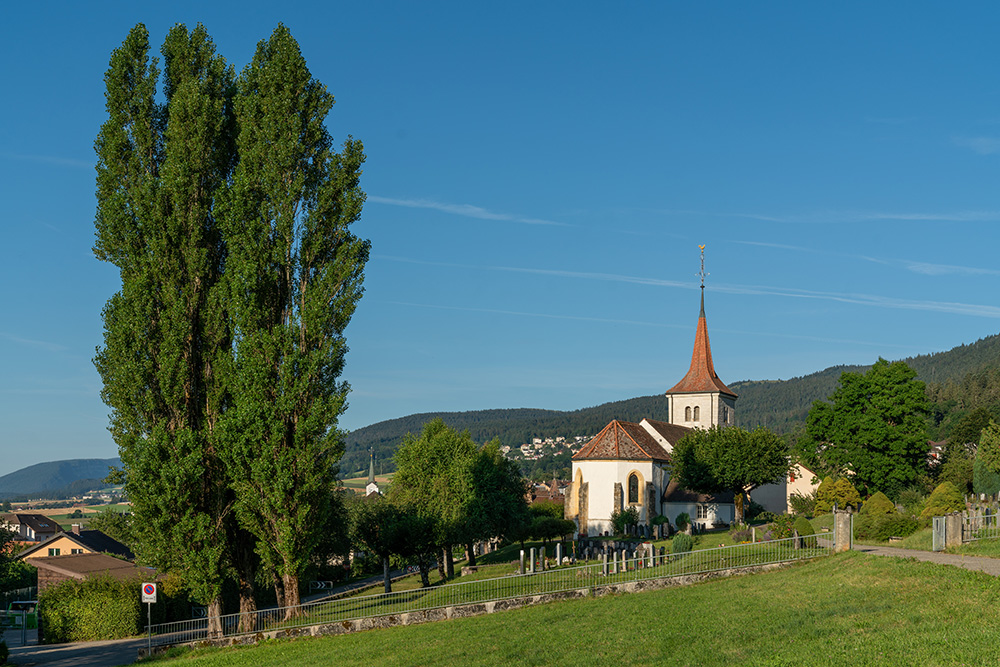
[696,504,709,520]
[684,406,691,422]
[71,549,84,554]
[48,548,60,556]
[628,473,639,504]
[693,406,700,421]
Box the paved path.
[852,544,1000,576]
[7,636,146,667]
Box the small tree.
[609,507,639,536]
[861,492,895,517]
[920,482,966,518]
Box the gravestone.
[519,549,525,575]
[556,543,563,565]
[529,547,536,574]
[602,552,609,576]
[612,551,618,575]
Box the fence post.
[946,512,964,548]
[833,508,852,552]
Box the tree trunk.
[466,542,476,567]
[207,596,224,639]
[282,572,301,620]
[237,575,258,634]
[734,491,745,525]
[418,553,431,588]
[437,547,447,580]
[445,547,454,578]
[383,556,392,594]
[272,571,286,610]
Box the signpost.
[142,583,157,653]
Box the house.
[565,253,818,536]
[17,526,133,561]
[27,553,156,592]
[1,513,60,542]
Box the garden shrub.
[610,506,640,536]
[674,513,690,532]
[651,514,668,526]
[793,516,815,537]
[920,481,966,518]
[671,533,693,554]
[814,477,836,514]
[815,477,862,513]
[855,513,920,542]
[39,575,143,643]
[754,511,779,524]
[789,490,817,517]
[769,514,795,539]
[744,500,766,522]
[861,491,895,516]
[730,527,753,543]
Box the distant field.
[341,474,393,491]
[10,503,131,530]
[135,552,1000,666]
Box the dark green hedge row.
[38,576,143,643]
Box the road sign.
[142,582,157,603]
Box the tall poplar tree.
[93,24,235,633]
[217,25,368,614]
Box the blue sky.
[3,2,1000,475]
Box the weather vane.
[697,244,708,289]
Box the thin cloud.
[387,300,688,329]
[0,151,91,169]
[731,210,1000,224]
[376,254,1000,319]
[368,195,570,227]
[0,332,67,352]
[953,136,1000,155]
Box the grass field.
[137,551,1000,666]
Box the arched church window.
[693,406,700,421]
[722,406,729,423]
[685,406,691,421]
[628,473,639,504]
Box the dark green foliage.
[671,426,789,524]
[788,491,817,517]
[651,514,669,526]
[529,501,565,520]
[973,459,1000,495]
[609,507,639,536]
[0,639,7,664]
[920,482,966,518]
[38,575,143,643]
[670,533,693,554]
[855,514,920,542]
[897,488,926,516]
[531,517,576,544]
[938,454,974,495]
[793,516,815,537]
[861,492,895,517]
[798,359,930,497]
[675,513,690,531]
[87,510,133,547]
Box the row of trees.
[350,420,535,593]
[93,23,366,632]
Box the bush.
[793,516,815,537]
[674,513,690,532]
[861,491,895,516]
[39,575,143,643]
[769,514,795,539]
[897,487,925,516]
[754,511,779,524]
[651,514,668,526]
[789,490,817,517]
[609,507,640,536]
[730,527,753,543]
[671,533,693,554]
[920,481,966,518]
[814,477,836,514]
[855,513,920,542]
[744,500,766,522]
[815,477,862,514]
[0,639,7,665]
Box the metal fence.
[146,532,835,648]
[963,510,1000,542]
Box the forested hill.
[342,333,1000,477]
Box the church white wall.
[668,393,736,429]
[572,460,660,536]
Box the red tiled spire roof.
[572,420,672,462]
[666,290,737,398]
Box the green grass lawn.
[137,551,1000,666]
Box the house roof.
[572,420,672,462]
[661,479,735,505]
[17,530,134,561]
[26,552,156,582]
[640,418,693,449]
[665,291,737,398]
[1,513,59,534]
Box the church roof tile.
[666,291,737,398]
[572,420,672,462]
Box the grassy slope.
[141,552,1000,667]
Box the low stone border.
[138,561,792,659]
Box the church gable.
[572,420,671,462]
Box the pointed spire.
[666,246,736,398]
[367,449,375,485]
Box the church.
[564,254,815,536]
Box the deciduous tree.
[670,426,789,524]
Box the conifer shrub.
[814,477,837,514]
[920,481,966,519]
[854,513,919,542]
[861,491,895,516]
[671,533,693,554]
[674,513,690,532]
[793,516,815,537]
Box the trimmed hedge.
[793,516,815,537]
[38,575,143,643]
[855,514,920,542]
[861,492,895,516]
[671,533,693,554]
